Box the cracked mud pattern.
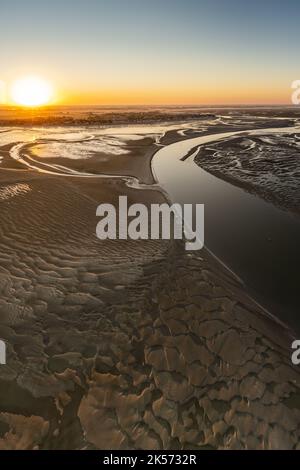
[195,133,300,215]
[0,171,299,450]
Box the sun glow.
[11,76,53,107]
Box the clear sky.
[1,0,299,105]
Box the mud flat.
[0,112,299,449]
[152,126,300,331]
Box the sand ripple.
[195,133,300,214]
[0,118,299,449]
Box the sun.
[11,76,53,107]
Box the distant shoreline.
[0,104,300,127]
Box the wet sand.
[152,126,300,331]
[0,110,299,449]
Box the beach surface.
[0,107,299,449]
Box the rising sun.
[11,76,53,107]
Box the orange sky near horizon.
[2,79,291,107]
[59,86,291,106]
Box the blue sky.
[1,0,299,104]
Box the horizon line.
[0,103,296,109]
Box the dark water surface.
[152,129,300,332]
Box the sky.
[0,0,299,105]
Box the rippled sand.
[0,110,299,449]
[195,133,300,215]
